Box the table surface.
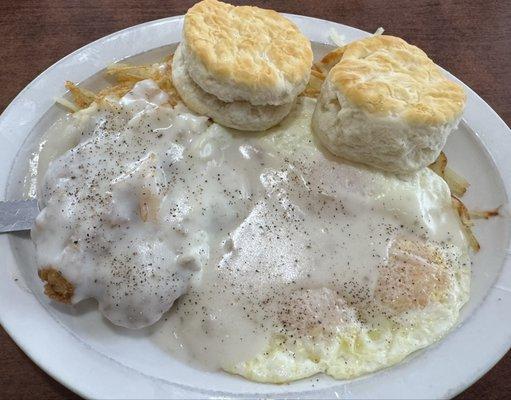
[1,0,510,398]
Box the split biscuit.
[173,0,312,131]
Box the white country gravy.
[32,80,469,367]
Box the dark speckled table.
[1,1,510,398]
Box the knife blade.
[0,200,39,233]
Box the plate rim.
[0,13,510,399]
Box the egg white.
[221,98,471,383]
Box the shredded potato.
[301,48,343,98]
[373,27,385,36]
[428,150,448,176]
[301,71,324,98]
[452,196,481,252]
[64,55,180,110]
[469,207,501,220]
[444,168,470,197]
[428,152,469,197]
[54,97,79,113]
[65,81,96,109]
[430,152,503,252]
[442,156,501,252]
[329,28,347,47]
[316,47,346,76]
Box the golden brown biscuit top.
[183,0,312,94]
[329,35,466,126]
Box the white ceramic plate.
[1,15,510,399]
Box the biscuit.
[312,35,466,174]
[172,44,294,131]
[183,0,312,106]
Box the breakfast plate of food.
[0,0,510,398]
